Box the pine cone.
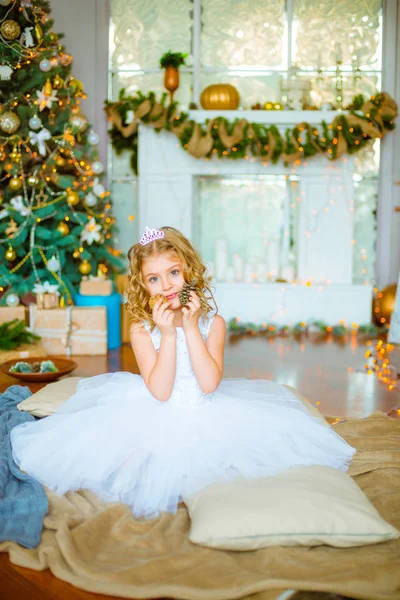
[32,362,41,373]
[149,294,168,309]
[179,281,210,312]
[178,281,197,306]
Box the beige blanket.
[1,413,400,600]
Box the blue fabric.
[74,292,121,350]
[0,385,48,548]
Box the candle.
[226,266,235,284]
[215,239,228,282]
[257,263,267,283]
[233,254,244,282]
[336,43,342,63]
[281,265,295,282]
[266,240,280,277]
[244,262,254,284]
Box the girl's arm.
[184,310,226,395]
[130,300,177,402]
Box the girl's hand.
[153,298,175,336]
[182,291,201,332]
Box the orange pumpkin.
[200,84,240,110]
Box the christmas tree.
[0,0,122,308]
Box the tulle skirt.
[11,373,355,519]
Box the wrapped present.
[80,271,113,296]
[0,343,47,365]
[116,274,131,344]
[0,306,27,325]
[33,282,60,309]
[29,305,107,356]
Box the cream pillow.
[185,466,399,550]
[17,377,85,417]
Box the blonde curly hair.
[126,226,216,330]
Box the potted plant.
[159,51,188,102]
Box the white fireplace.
[138,110,372,325]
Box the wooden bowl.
[0,357,77,382]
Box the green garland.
[105,90,398,175]
[228,318,382,339]
[0,319,41,351]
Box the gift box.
[116,275,131,344]
[0,306,28,325]
[33,282,60,309]
[29,305,107,356]
[0,343,47,365]
[80,276,113,296]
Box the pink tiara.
[139,227,165,246]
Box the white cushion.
[17,377,85,417]
[185,466,399,550]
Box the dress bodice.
[142,317,214,408]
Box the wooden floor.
[1,334,399,600]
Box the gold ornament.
[79,260,92,275]
[67,190,79,206]
[70,109,88,133]
[35,22,43,42]
[264,101,274,110]
[5,218,18,236]
[60,52,73,67]
[0,111,21,134]
[72,250,80,258]
[274,102,284,110]
[200,84,240,110]
[68,78,84,95]
[44,79,53,96]
[49,31,58,43]
[55,155,66,167]
[9,177,22,190]
[9,147,22,162]
[1,20,21,40]
[27,175,40,186]
[57,222,69,236]
[5,246,16,261]
[53,74,64,89]
[0,147,6,161]
[164,66,180,103]
[373,284,398,325]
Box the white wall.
[49,0,109,167]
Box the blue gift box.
[74,292,121,350]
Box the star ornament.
[81,217,102,245]
[36,85,58,111]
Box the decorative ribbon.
[32,281,60,294]
[29,128,51,156]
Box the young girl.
[11,226,355,519]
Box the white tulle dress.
[11,316,355,519]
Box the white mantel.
[138,110,372,324]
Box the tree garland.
[105,91,398,175]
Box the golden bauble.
[0,20,21,40]
[49,31,58,42]
[264,101,274,110]
[200,84,240,110]
[68,78,84,95]
[79,260,92,275]
[67,191,80,206]
[27,175,40,186]
[0,111,21,134]
[53,74,64,89]
[55,156,66,167]
[57,222,70,236]
[9,149,22,162]
[5,246,16,261]
[373,284,398,325]
[9,177,22,190]
[70,109,88,133]
[72,250,80,258]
